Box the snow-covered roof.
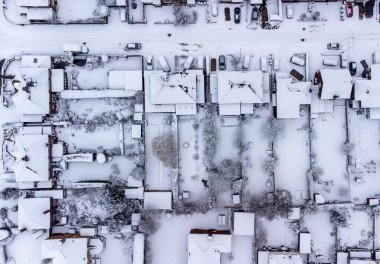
[16,0,51,7]
[12,68,50,116]
[12,134,50,182]
[233,212,255,236]
[319,69,352,100]
[144,191,172,210]
[108,71,143,91]
[354,64,380,108]
[276,77,311,119]
[145,71,198,115]
[51,69,65,92]
[26,7,54,21]
[132,125,142,139]
[21,55,51,68]
[18,198,51,230]
[337,252,348,264]
[299,233,311,254]
[188,231,232,264]
[41,237,89,264]
[218,71,265,104]
[310,85,333,118]
[133,233,145,264]
[125,187,144,199]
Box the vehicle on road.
[290,69,304,81]
[224,7,231,21]
[290,55,305,66]
[63,44,89,54]
[323,58,338,66]
[260,57,268,72]
[234,7,241,23]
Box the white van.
[323,58,338,66]
[286,5,293,19]
[158,56,170,72]
[63,44,89,54]
[197,56,204,69]
[273,58,280,71]
[243,55,251,69]
[260,57,268,72]
[184,56,194,70]
[290,55,305,66]
[120,8,127,22]
[211,3,218,17]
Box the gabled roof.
[276,77,311,119]
[218,71,264,104]
[12,68,50,115]
[319,69,352,100]
[150,72,197,105]
[354,64,380,108]
[41,237,89,264]
[18,198,51,230]
[188,232,232,264]
[12,134,49,182]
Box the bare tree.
[130,166,145,181]
[262,154,278,174]
[152,133,178,168]
[341,141,354,155]
[261,117,284,141]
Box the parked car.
[251,7,259,21]
[327,42,341,50]
[120,8,127,22]
[224,7,231,21]
[273,58,280,71]
[158,56,170,72]
[211,58,217,71]
[260,57,268,72]
[365,0,375,18]
[349,62,357,76]
[286,5,293,19]
[126,43,142,50]
[290,69,304,81]
[219,55,226,70]
[290,55,305,66]
[184,56,194,70]
[323,58,338,66]
[146,54,153,71]
[243,55,251,69]
[234,7,241,23]
[211,3,218,17]
[341,53,348,68]
[346,3,353,17]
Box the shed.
[132,125,142,139]
[133,233,145,264]
[144,191,172,210]
[233,212,255,236]
[299,232,311,254]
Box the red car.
[346,3,353,17]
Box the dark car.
[290,69,304,81]
[365,0,375,18]
[251,7,259,21]
[349,62,357,76]
[219,55,226,70]
[234,7,241,24]
[224,7,231,21]
[327,42,341,50]
[346,3,353,17]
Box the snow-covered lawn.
[348,109,380,204]
[145,113,173,191]
[312,104,349,202]
[275,112,310,205]
[243,107,273,195]
[338,209,373,249]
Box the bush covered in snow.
[0,188,18,200]
[330,210,348,227]
[139,211,161,234]
[130,166,145,181]
[152,133,178,168]
[203,104,218,169]
[262,154,278,174]
[341,141,354,155]
[241,190,293,220]
[307,167,324,182]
